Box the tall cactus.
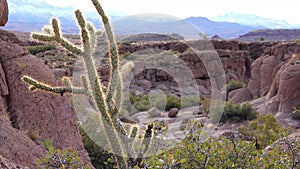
[22,0,153,168]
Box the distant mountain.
[184,16,263,39]
[111,14,204,40]
[212,13,300,29]
[5,0,298,40]
[111,15,265,39]
[235,29,300,42]
[4,0,124,33]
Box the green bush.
[238,113,292,148]
[227,79,245,93]
[27,44,56,55]
[80,114,116,169]
[221,102,256,123]
[165,93,181,111]
[181,95,200,109]
[199,96,211,113]
[37,146,91,169]
[80,128,115,169]
[128,91,201,112]
[146,114,297,169]
[129,91,151,112]
[292,103,300,119]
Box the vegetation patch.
[127,91,200,113]
[146,114,297,169]
[221,101,257,123]
[27,44,56,55]
[227,79,245,93]
[292,103,300,119]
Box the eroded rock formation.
[250,42,300,127]
[0,0,8,26]
[0,29,92,167]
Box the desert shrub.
[123,53,141,60]
[129,91,201,112]
[146,114,298,169]
[129,91,151,112]
[181,95,200,108]
[37,146,91,169]
[80,113,116,169]
[133,99,152,112]
[238,113,292,148]
[80,128,115,169]
[292,103,300,119]
[221,102,256,123]
[148,90,167,111]
[27,44,56,55]
[227,79,245,93]
[199,96,211,113]
[165,93,181,111]
[129,91,181,112]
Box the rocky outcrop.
[249,42,300,127]
[0,118,45,168]
[228,88,253,103]
[98,40,254,97]
[0,0,8,26]
[0,29,92,166]
[0,155,29,169]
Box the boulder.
[168,108,179,118]
[0,0,8,26]
[0,29,92,166]
[148,107,161,118]
[228,88,253,103]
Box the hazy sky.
[43,0,300,24]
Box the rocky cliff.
[0,29,92,168]
[248,42,300,127]
[236,29,300,42]
[0,0,8,26]
[98,39,299,128]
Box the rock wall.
[0,155,29,169]
[99,40,255,96]
[0,0,8,26]
[249,42,300,127]
[0,29,92,167]
[101,40,299,128]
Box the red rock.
[0,29,92,166]
[228,88,253,103]
[0,155,30,169]
[0,0,8,26]
[168,108,179,118]
[0,118,45,168]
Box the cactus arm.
[90,0,121,104]
[22,76,86,95]
[31,18,82,55]
[87,23,97,50]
